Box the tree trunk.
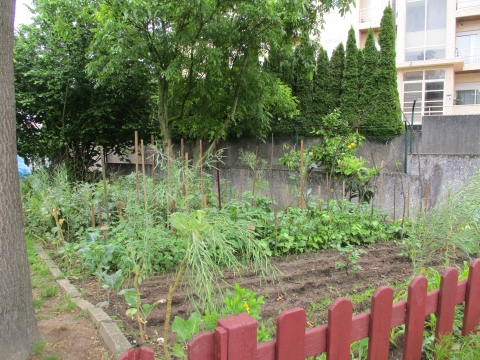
[158,77,170,149]
[0,0,41,358]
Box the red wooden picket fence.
[118,258,480,360]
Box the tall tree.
[358,28,379,134]
[15,0,155,180]
[374,5,404,136]
[84,0,355,146]
[293,38,316,133]
[328,42,345,111]
[0,0,41,358]
[340,26,360,128]
[313,46,330,123]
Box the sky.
[14,0,34,28]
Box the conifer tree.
[313,46,331,124]
[340,27,360,128]
[375,5,404,136]
[328,43,345,111]
[293,40,315,132]
[358,28,379,135]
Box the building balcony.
[456,47,480,70]
[359,7,383,32]
[456,0,480,18]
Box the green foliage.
[120,288,165,326]
[313,46,331,121]
[372,5,404,137]
[401,170,480,272]
[172,311,202,343]
[334,244,366,275]
[293,39,316,130]
[340,27,360,128]
[358,28,379,135]
[328,43,345,111]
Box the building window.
[405,0,447,62]
[457,33,480,64]
[403,69,445,123]
[456,83,480,105]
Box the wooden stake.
[151,135,156,226]
[318,186,321,211]
[342,180,346,200]
[185,153,189,211]
[379,160,384,210]
[141,140,147,212]
[407,183,411,218]
[167,139,171,217]
[252,145,259,199]
[91,204,95,228]
[326,173,329,202]
[285,184,289,208]
[424,182,430,213]
[237,188,240,201]
[203,194,207,209]
[215,141,221,210]
[393,180,396,220]
[151,135,155,179]
[181,138,185,196]
[118,201,123,219]
[135,131,139,203]
[100,146,109,227]
[200,140,204,205]
[300,140,304,209]
[270,132,274,170]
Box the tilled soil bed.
[70,241,462,357]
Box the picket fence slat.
[402,276,428,360]
[463,259,480,335]
[117,347,154,360]
[275,308,306,360]
[435,268,458,342]
[327,298,352,360]
[184,260,480,360]
[217,313,257,360]
[368,286,393,360]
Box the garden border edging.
[33,243,131,358]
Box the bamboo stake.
[200,140,204,205]
[326,173,329,202]
[270,132,274,170]
[424,182,430,213]
[141,140,147,212]
[118,201,123,219]
[151,135,156,226]
[181,138,185,196]
[300,140,304,209]
[100,146,109,227]
[393,180,396,220]
[203,194,207,209]
[135,131,139,203]
[342,180,345,200]
[252,145,259,199]
[91,204,95,228]
[317,186,321,211]
[285,184,289,208]
[215,141,222,210]
[407,183,411,218]
[379,160,384,210]
[167,139,171,218]
[185,153,189,211]
[237,188,240,201]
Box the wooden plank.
[351,313,369,341]
[215,327,227,360]
[327,298,352,360]
[462,258,480,335]
[402,276,428,360]
[304,324,327,358]
[188,332,215,360]
[138,347,155,360]
[275,308,306,360]
[391,300,407,327]
[368,286,394,360]
[256,340,275,360]
[456,280,467,304]
[424,289,439,315]
[435,268,459,342]
[218,313,257,360]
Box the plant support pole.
[215,141,221,210]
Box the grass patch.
[44,355,61,360]
[33,297,44,309]
[31,340,45,355]
[74,310,89,319]
[40,285,58,299]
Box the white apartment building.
[320,0,480,124]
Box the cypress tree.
[293,40,315,133]
[357,48,364,92]
[340,26,360,128]
[328,42,344,111]
[375,5,404,136]
[358,28,379,135]
[313,46,330,125]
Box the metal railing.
[359,6,384,24]
[456,47,480,64]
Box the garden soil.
[69,241,465,359]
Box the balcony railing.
[359,6,384,24]
[457,0,480,9]
[456,47,480,64]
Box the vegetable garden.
[22,142,480,359]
